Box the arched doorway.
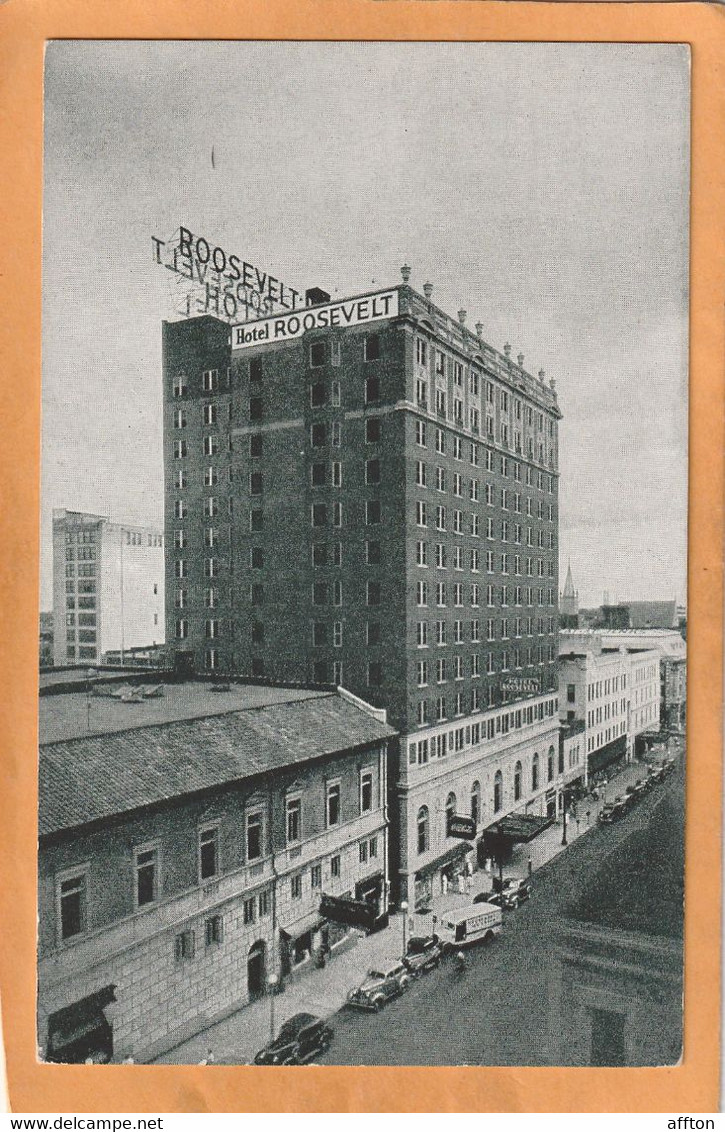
[247,940,267,1002]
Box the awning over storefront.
[48,986,116,1053]
[279,909,325,941]
[320,891,379,931]
[415,841,474,881]
[490,812,554,843]
[589,734,627,775]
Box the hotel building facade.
[161,272,562,903]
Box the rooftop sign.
[152,226,302,323]
[232,288,399,350]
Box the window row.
[413,425,556,490]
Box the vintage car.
[489,876,532,909]
[347,961,410,1011]
[253,1012,333,1065]
[598,801,625,824]
[403,935,444,976]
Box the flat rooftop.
[39,679,325,745]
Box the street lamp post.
[400,900,408,957]
[561,791,568,847]
[267,973,278,1042]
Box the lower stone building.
[38,677,394,1063]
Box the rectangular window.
[360,770,373,814]
[286,798,302,844]
[331,855,341,878]
[247,812,263,861]
[366,500,381,525]
[199,827,219,880]
[365,333,381,361]
[205,915,223,946]
[135,846,158,907]
[309,340,326,367]
[174,930,195,962]
[58,872,86,941]
[311,864,322,889]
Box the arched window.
[532,753,539,791]
[547,747,554,782]
[417,806,429,855]
[445,792,457,836]
[471,781,481,827]
[514,761,522,802]
[493,770,503,814]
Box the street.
[318,760,684,1066]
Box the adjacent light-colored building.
[559,632,661,783]
[38,678,394,1063]
[593,629,686,735]
[52,509,165,666]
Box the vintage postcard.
[1,2,723,1116]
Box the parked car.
[403,935,444,977]
[489,876,532,909]
[347,961,410,1011]
[253,1012,333,1065]
[473,889,503,907]
[599,800,627,823]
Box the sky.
[41,41,690,611]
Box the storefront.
[46,985,117,1064]
[588,734,627,783]
[279,910,326,976]
[413,843,474,911]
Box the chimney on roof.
[517,352,524,367]
[423,282,433,299]
[401,264,411,283]
[458,309,467,325]
[306,287,331,307]
[503,342,512,358]
[475,321,483,337]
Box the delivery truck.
[435,902,503,949]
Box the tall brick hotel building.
[162,270,562,906]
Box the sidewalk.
[152,755,657,1065]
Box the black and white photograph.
[39,41,688,1069]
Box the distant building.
[594,629,686,734]
[559,561,579,629]
[559,631,661,780]
[626,600,678,630]
[599,604,630,630]
[38,677,394,1063]
[40,612,54,667]
[52,509,165,667]
[548,780,683,1065]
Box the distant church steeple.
[559,560,579,627]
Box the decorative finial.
[423,281,433,299]
[517,353,524,367]
[458,309,467,325]
[475,321,483,337]
[503,342,512,357]
[401,264,411,283]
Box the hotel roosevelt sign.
[152,226,303,323]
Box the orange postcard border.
[0,1,722,1113]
